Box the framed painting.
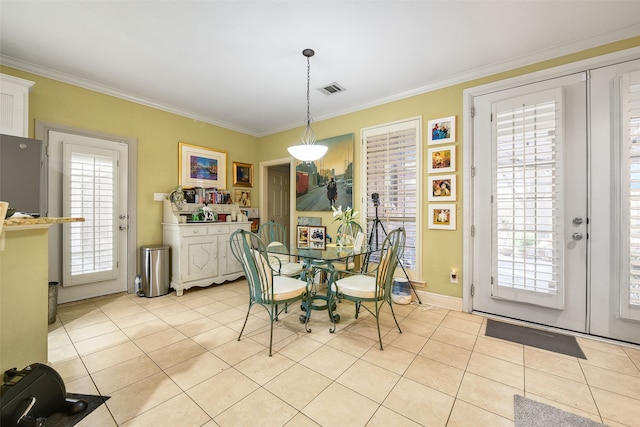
[295,133,355,212]
[428,145,456,173]
[296,226,310,249]
[428,174,456,202]
[428,116,456,145]
[428,203,456,230]
[179,142,227,189]
[232,161,253,187]
[234,189,251,207]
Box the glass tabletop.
[267,244,379,262]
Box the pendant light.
[287,48,328,162]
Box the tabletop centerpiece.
[332,205,359,246]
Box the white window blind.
[623,70,640,317]
[362,118,421,273]
[63,143,118,286]
[493,90,561,301]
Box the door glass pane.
[493,89,563,308]
[624,70,640,319]
[63,143,118,286]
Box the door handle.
[572,232,583,241]
[572,217,583,226]
[119,225,127,230]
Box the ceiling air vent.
[318,82,346,96]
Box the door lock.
[572,217,583,226]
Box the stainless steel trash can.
[139,245,170,297]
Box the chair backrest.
[258,220,289,247]
[229,229,275,303]
[375,228,406,298]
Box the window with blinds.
[493,91,561,298]
[63,144,118,286]
[362,118,421,273]
[624,70,640,314]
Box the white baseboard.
[413,289,463,311]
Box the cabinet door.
[182,235,218,281]
[220,234,242,276]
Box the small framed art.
[232,161,253,187]
[179,142,227,189]
[428,145,455,173]
[428,174,456,202]
[296,225,327,250]
[428,116,456,145]
[234,189,251,207]
[428,204,456,230]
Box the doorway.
[260,158,294,247]
[467,53,640,345]
[36,122,137,303]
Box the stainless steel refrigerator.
[0,134,48,216]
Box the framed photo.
[232,161,253,187]
[428,174,456,202]
[234,189,251,207]
[428,145,456,173]
[297,225,327,249]
[179,142,227,189]
[428,204,456,230]
[428,116,456,145]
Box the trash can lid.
[140,245,170,250]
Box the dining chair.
[229,229,310,356]
[331,227,406,349]
[258,220,303,277]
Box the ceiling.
[1,1,639,137]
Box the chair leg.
[268,304,275,357]
[388,300,402,334]
[375,302,384,350]
[238,302,253,342]
[354,301,361,319]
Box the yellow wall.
[2,36,638,299]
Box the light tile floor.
[47,280,640,426]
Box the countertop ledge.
[4,217,85,228]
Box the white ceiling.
[1,1,639,136]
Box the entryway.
[467,53,640,345]
[36,122,137,303]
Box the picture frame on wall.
[428,203,456,230]
[428,145,456,173]
[234,189,251,207]
[296,226,310,249]
[232,161,253,187]
[428,174,456,202]
[179,142,227,189]
[428,116,456,145]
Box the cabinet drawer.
[208,224,230,235]
[180,226,208,237]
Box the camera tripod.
[362,201,422,304]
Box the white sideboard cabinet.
[163,200,250,296]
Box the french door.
[471,58,640,345]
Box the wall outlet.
[450,270,458,284]
[154,192,167,201]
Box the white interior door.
[267,165,292,246]
[589,59,640,344]
[48,130,129,302]
[472,72,588,332]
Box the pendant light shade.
[287,49,327,162]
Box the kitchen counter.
[0,216,83,373]
[4,216,84,229]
